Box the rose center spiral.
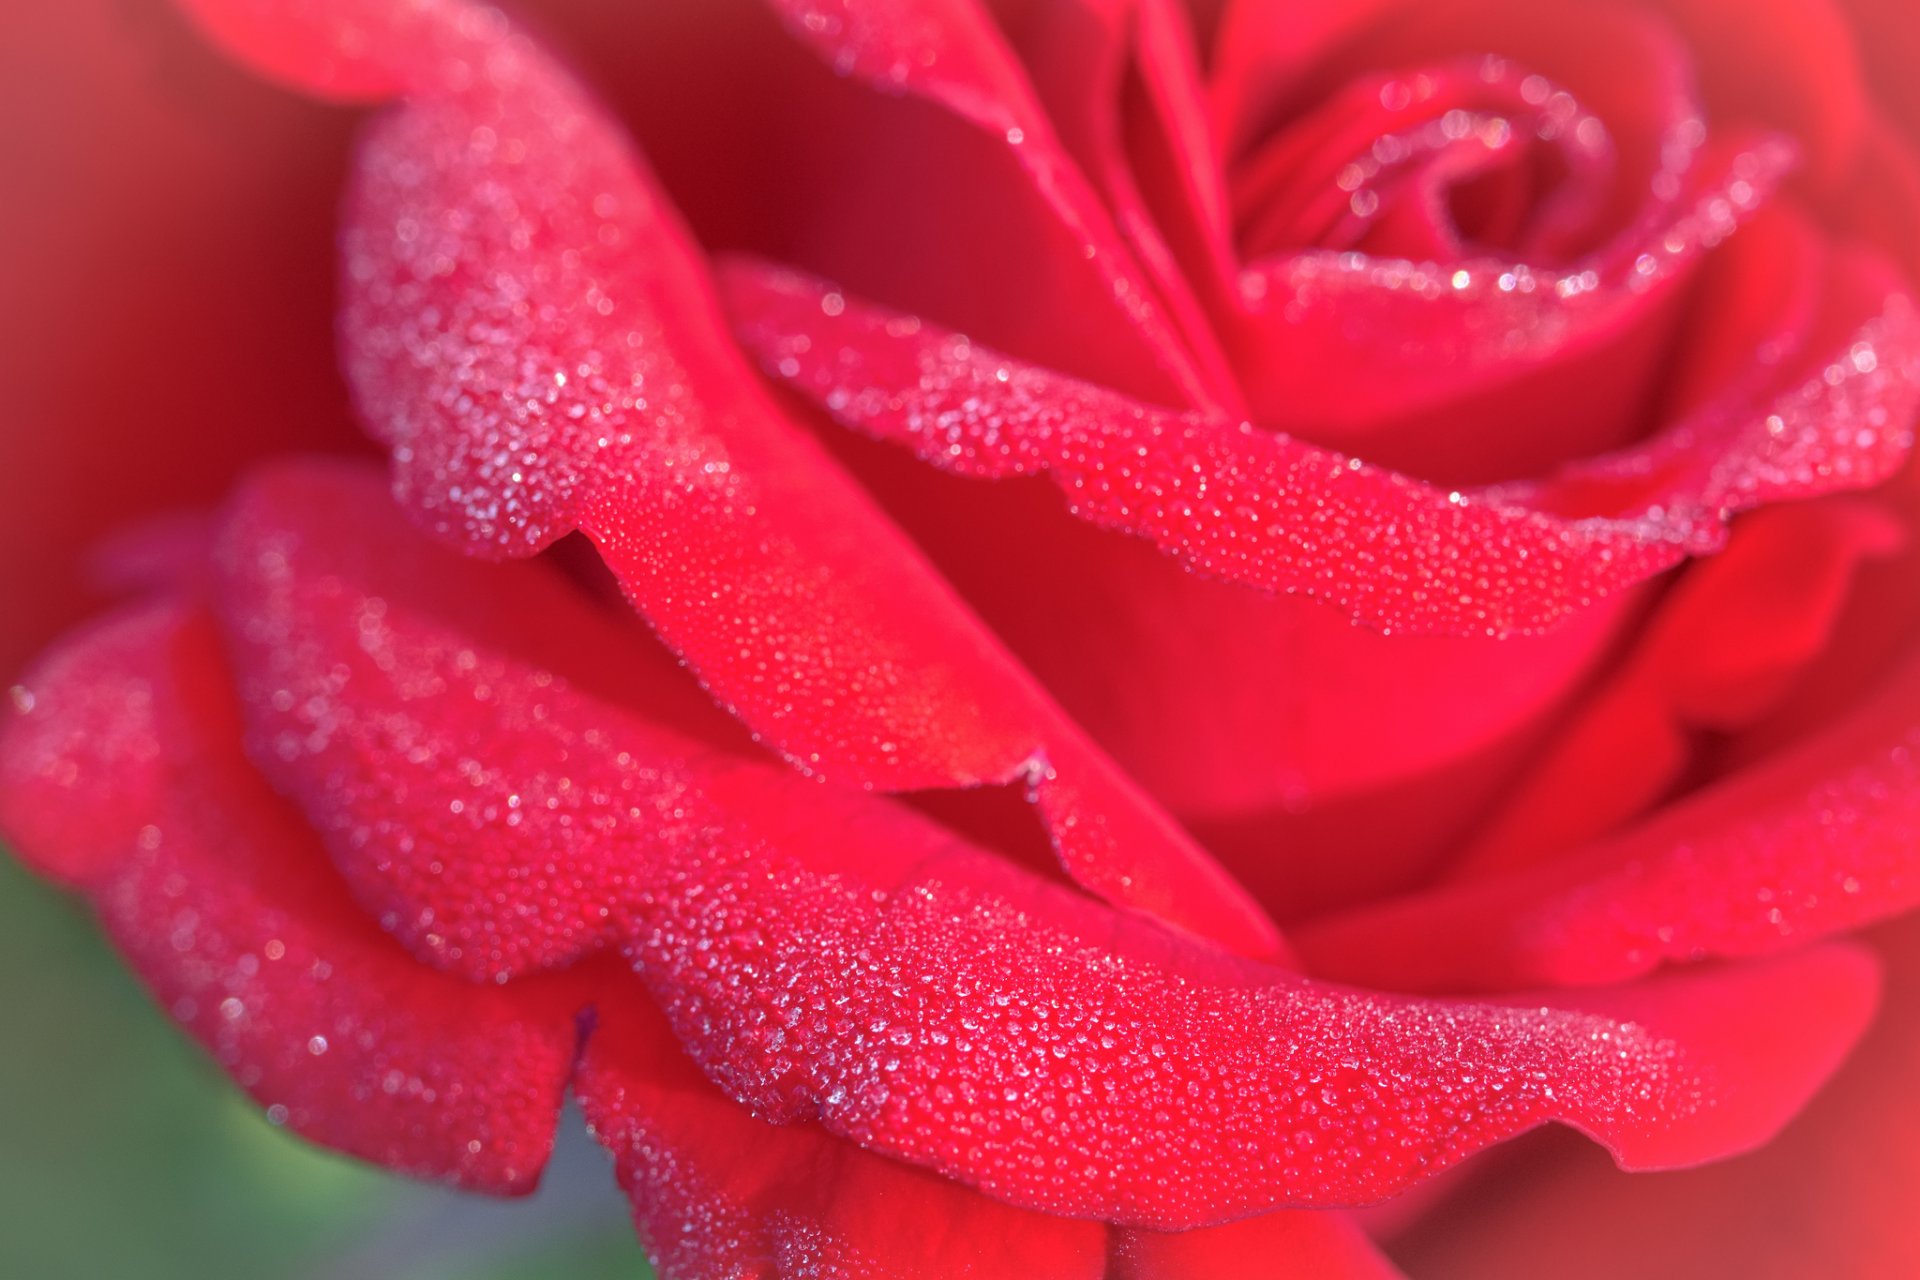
[1229,56,1663,268]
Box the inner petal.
[1231,58,1620,265]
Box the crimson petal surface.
[578,992,1110,1279]
[1296,644,1920,991]
[722,261,1677,635]
[177,0,1276,956]
[725,258,1918,635]
[210,462,1878,1227]
[0,603,584,1191]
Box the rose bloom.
[4,0,1920,1274]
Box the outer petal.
[184,0,1222,411]
[0,603,583,1191]
[178,0,1275,956]
[1453,495,1905,877]
[577,991,1109,1280]
[1392,911,1920,1280]
[210,463,1878,1226]
[1296,643,1920,991]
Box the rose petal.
[726,255,1919,631]
[1510,242,1919,526]
[577,990,1108,1279]
[1453,496,1905,878]
[0,603,583,1191]
[1296,642,1920,991]
[1659,0,1870,188]
[990,0,1243,397]
[211,465,1878,1225]
[171,0,1278,955]
[1227,131,1789,486]
[1392,911,1920,1280]
[721,260,1677,635]
[757,0,1226,408]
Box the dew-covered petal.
[577,990,1108,1280]
[233,451,1277,969]
[175,0,1279,954]
[1507,242,1919,526]
[722,261,1680,636]
[0,613,175,890]
[726,256,1920,633]
[212,461,784,981]
[0,603,584,1191]
[210,467,1877,1225]
[1222,131,1787,486]
[1296,644,1920,992]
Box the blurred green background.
[0,853,658,1279]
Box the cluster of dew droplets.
[723,261,1699,637]
[1264,56,1623,258]
[197,474,1732,1223]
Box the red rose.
[4,0,1919,1274]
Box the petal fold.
[578,990,1109,1279]
[182,0,1275,954]
[211,464,1878,1226]
[724,257,1918,635]
[722,261,1667,636]
[0,603,582,1191]
[1297,646,1920,991]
